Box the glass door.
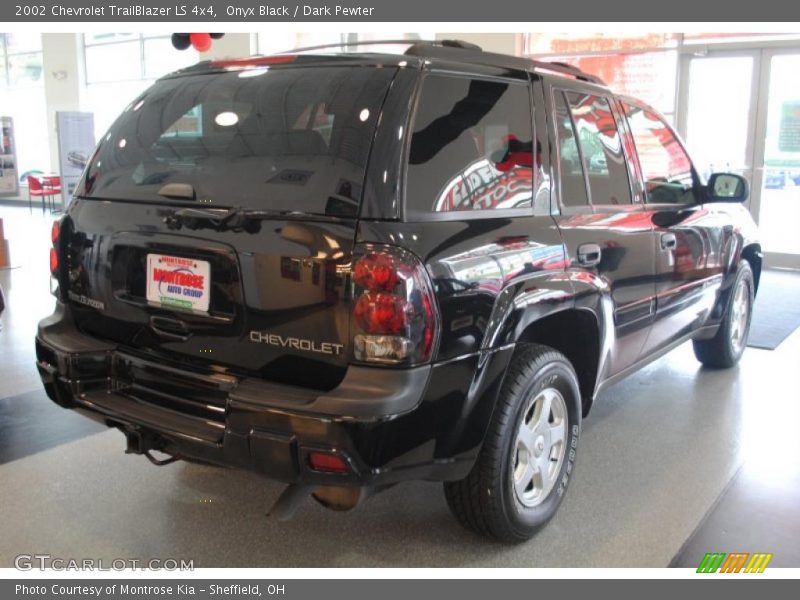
[680,47,800,269]
[679,51,759,185]
[753,51,800,267]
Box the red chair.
[27,175,47,214]
[42,175,63,213]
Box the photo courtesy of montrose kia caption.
[36,40,760,542]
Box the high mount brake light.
[210,55,297,69]
[351,245,438,365]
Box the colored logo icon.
[696,552,773,573]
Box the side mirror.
[707,172,749,203]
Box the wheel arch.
[741,242,762,295]
[515,307,602,416]
[454,273,608,468]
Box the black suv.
[36,41,760,542]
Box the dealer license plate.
[145,253,211,313]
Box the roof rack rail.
[531,60,606,85]
[280,38,605,86]
[282,38,456,55]
[403,41,605,85]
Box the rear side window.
[622,102,697,204]
[554,91,589,208]
[405,74,536,215]
[78,66,396,216]
[564,91,633,206]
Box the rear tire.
[444,344,581,542]
[693,260,754,369]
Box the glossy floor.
[0,204,798,567]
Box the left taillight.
[351,244,439,365]
[49,219,62,296]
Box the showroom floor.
[1,204,798,568]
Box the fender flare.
[446,270,610,464]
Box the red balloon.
[190,33,212,52]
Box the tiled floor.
[0,204,59,398]
[1,203,799,567]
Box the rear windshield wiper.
[163,207,323,232]
[158,183,196,201]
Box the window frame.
[551,83,638,212]
[81,33,197,86]
[401,69,539,222]
[551,87,591,214]
[0,33,44,88]
[82,34,145,85]
[618,96,704,206]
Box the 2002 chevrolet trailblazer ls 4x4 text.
[36,40,760,542]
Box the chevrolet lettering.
[249,331,344,356]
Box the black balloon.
[210,33,225,40]
[171,33,191,50]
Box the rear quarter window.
[405,74,540,217]
[77,66,396,217]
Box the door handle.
[660,233,677,250]
[577,243,602,267]
[150,316,191,341]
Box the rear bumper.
[36,303,515,487]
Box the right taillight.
[351,244,438,365]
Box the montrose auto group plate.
[145,254,211,313]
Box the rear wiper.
[163,207,320,232]
[158,183,196,201]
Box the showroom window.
[257,32,350,54]
[521,33,679,121]
[0,32,49,176]
[82,33,198,139]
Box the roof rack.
[404,40,605,85]
[530,60,606,85]
[282,38,440,54]
[283,38,605,86]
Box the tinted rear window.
[405,74,535,216]
[79,66,396,216]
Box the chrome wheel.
[512,387,567,508]
[729,276,750,354]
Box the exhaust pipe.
[267,484,316,521]
[311,486,365,511]
[268,484,380,520]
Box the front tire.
[444,344,581,542]
[693,260,754,368]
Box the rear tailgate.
[63,200,356,389]
[59,62,398,390]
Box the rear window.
[78,66,396,217]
